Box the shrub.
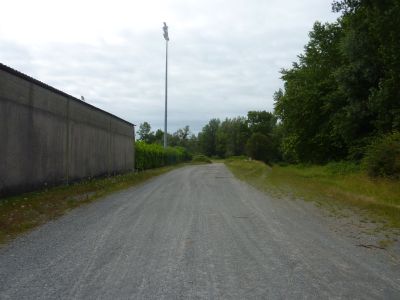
[362,132,400,178]
[246,133,275,164]
[135,142,191,170]
[192,155,212,164]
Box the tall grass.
[225,159,400,228]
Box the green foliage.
[137,122,153,143]
[198,111,277,159]
[362,132,400,178]
[225,159,400,228]
[246,133,276,164]
[191,155,212,164]
[247,111,277,136]
[216,117,250,158]
[224,156,248,162]
[274,21,346,163]
[199,119,220,157]
[324,161,361,175]
[274,1,400,163]
[153,129,164,144]
[279,135,300,163]
[135,141,191,170]
[137,123,197,151]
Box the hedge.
[135,141,191,170]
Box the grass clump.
[192,154,212,164]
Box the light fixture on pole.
[163,22,169,148]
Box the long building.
[0,63,135,197]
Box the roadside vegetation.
[137,1,398,228]
[0,125,197,244]
[7,0,394,244]
[0,164,190,245]
[191,154,212,164]
[175,1,400,178]
[0,136,210,245]
[138,5,400,231]
[226,159,400,229]
[135,141,191,170]
[1,115,205,245]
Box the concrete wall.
[0,63,135,197]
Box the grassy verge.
[0,164,186,245]
[192,154,212,164]
[225,159,400,229]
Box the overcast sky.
[0,0,338,133]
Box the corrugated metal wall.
[0,64,135,197]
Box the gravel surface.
[1,163,399,299]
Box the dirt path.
[0,163,399,299]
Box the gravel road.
[1,163,399,299]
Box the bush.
[135,142,191,170]
[362,132,400,178]
[192,155,212,164]
[246,133,276,164]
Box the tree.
[154,129,164,144]
[176,125,190,141]
[186,134,200,154]
[216,117,250,158]
[246,133,275,164]
[165,125,192,148]
[247,111,277,136]
[274,21,347,163]
[199,119,220,157]
[333,0,400,158]
[274,1,400,163]
[137,122,154,143]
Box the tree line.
[275,0,400,164]
[137,110,280,164]
[136,122,199,154]
[137,0,400,177]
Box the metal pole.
[164,39,168,148]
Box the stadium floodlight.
[162,22,169,148]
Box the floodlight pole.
[163,22,169,148]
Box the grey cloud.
[0,0,338,133]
